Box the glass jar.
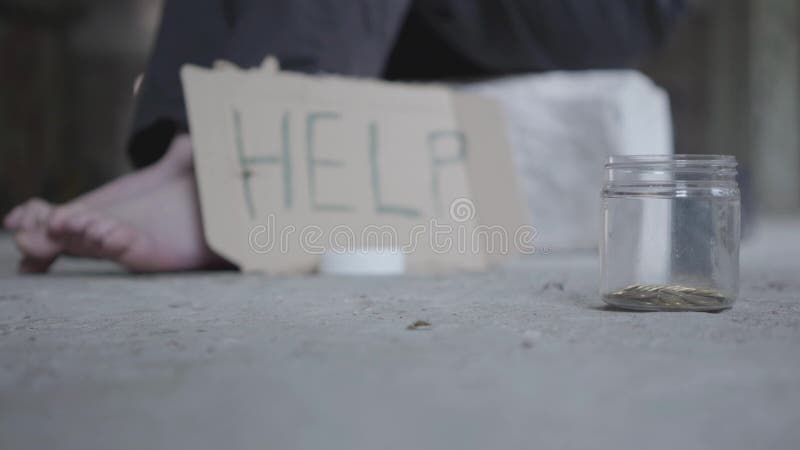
[600,155,740,311]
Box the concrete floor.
[1,218,799,450]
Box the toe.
[61,212,100,256]
[3,205,23,230]
[64,211,93,236]
[84,218,117,256]
[48,204,84,237]
[4,198,50,231]
[20,199,53,230]
[13,230,60,271]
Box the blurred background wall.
[0,0,160,208]
[1,0,798,215]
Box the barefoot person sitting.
[3,0,685,273]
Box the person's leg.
[221,0,409,76]
[387,0,686,77]
[129,0,232,168]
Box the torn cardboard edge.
[180,57,529,274]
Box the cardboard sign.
[181,58,527,274]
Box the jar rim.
[606,154,737,168]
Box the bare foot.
[69,134,194,210]
[3,135,193,233]
[52,171,223,272]
[8,134,228,272]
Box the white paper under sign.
[180,58,527,274]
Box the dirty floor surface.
[1,218,799,450]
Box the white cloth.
[463,70,673,250]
